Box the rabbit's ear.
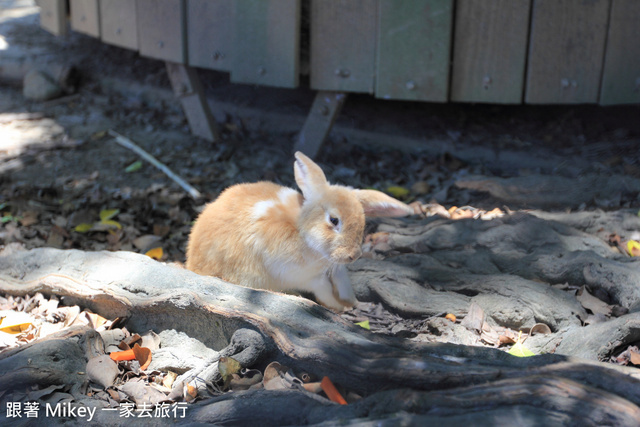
[294,151,328,199]
[353,189,414,217]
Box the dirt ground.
[1,2,640,350]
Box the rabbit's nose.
[348,249,362,262]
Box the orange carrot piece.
[109,349,135,361]
[320,376,347,405]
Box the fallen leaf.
[627,240,640,257]
[529,323,552,335]
[461,302,485,333]
[132,343,152,370]
[321,376,347,405]
[19,211,39,226]
[98,219,122,230]
[576,286,612,316]
[445,313,456,322]
[145,247,163,260]
[0,312,33,333]
[110,349,135,361]
[508,332,535,357]
[163,371,177,389]
[99,209,120,221]
[74,223,94,233]
[125,161,143,173]
[630,349,640,365]
[219,356,242,387]
[385,186,410,199]
[133,235,163,251]
[86,355,119,388]
[83,311,108,329]
[355,320,370,330]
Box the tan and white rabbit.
[186,151,413,310]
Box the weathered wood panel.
[451,0,531,104]
[376,0,453,102]
[600,0,640,105]
[187,0,232,72]
[310,0,377,93]
[525,0,610,104]
[100,0,138,50]
[231,0,300,88]
[136,0,186,63]
[70,0,100,38]
[38,0,67,36]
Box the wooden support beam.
[294,91,347,159]
[165,62,219,142]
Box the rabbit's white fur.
[186,152,413,310]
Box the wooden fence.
[38,0,639,106]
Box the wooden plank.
[230,0,300,88]
[70,0,100,38]
[166,62,219,142]
[136,0,186,63]
[525,0,610,104]
[100,0,138,50]
[376,0,453,102]
[38,0,67,36]
[294,92,347,159]
[187,0,232,72]
[600,0,640,105]
[451,0,531,104]
[310,0,377,93]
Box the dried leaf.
[83,311,108,329]
[132,343,152,370]
[321,376,347,405]
[110,349,135,361]
[444,313,456,322]
[219,356,242,386]
[163,371,177,389]
[145,247,163,260]
[86,355,119,388]
[461,302,485,333]
[530,323,552,335]
[98,219,122,230]
[355,320,370,330]
[630,349,640,365]
[576,286,612,316]
[19,211,39,226]
[133,235,163,251]
[627,240,640,257]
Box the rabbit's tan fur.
[186,152,413,310]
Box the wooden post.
[165,62,219,142]
[294,91,347,159]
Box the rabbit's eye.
[329,216,340,227]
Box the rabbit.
[185,151,414,310]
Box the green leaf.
[508,341,535,357]
[74,223,94,233]
[355,320,370,330]
[99,209,120,221]
[386,186,410,199]
[125,160,143,173]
